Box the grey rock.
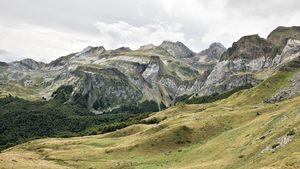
[71,46,105,60]
[159,40,195,59]
[197,42,226,63]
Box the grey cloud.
[0,49,8,54]
[225,0,300,18]
[0,0,299,62]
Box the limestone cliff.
[198,27,300,97]
[2,26,300,112]
[159,41,195,59]
[197,42,226,63]
[188,42,226,71]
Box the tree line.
[185,83,253,104]
[0,85,163,152]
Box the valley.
[1,26,300,168]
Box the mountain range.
[1,26,300,168]
[1,26,300,113]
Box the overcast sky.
[0,0,299,63]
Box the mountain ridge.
[1,26,300,113]
[1,26,300,168]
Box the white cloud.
[0,25,97,63]
[94,21,187,49]
[1,0,300,62]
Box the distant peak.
[159,40,195,59]
[138,44,156,50]
[161,40,176,44]
[198,42,226,62]
[71,46,106,60]
[209,42,226,49]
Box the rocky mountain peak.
[137,44,156,50]
[71,46,105,60]
[113,46,131,53]
[159,40,195,59]
[0,61,8,67]
[267,26,300,46]
[198,42,226,62]
[20,58,40,70]
[220,34,273,61]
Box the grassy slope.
[1,70,300,169]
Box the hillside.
[0,41,223,112]
[1,25,300,168]
[1,64,300,168]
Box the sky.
[0,0,299,63]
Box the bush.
[287,130,295,136]
[176,102,186,108]
[186,83,253,104]
[162,116,167,121]
[272,143,280,149]
[89,130,98,135]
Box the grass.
[0,82,42,100]
[1,70,300,168]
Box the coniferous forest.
[0,85,161,151]
[0,84,252,152]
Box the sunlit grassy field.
[1,70,300,168]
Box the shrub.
[272,143,280,149]
[89,130,98,135]
[176,102,186,108]
[287,130,295,136]
[162,116,167,121]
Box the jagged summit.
[2,25,300,112]
[71,46,105,60]
[267,26,300,45]
[197,42,226,63]
[0,61,8,66]
[159,40,195,59]
[137,44,156,50]
[220,34,273,61]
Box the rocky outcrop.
[109,47,131,54]
[7,59,44,72]
[220,34,274,61]
[271,64,300,102]
[202,73,262,95]
[198,27,300,97]
[159,41,195,59]
[72,71,142,112]
[3,26,300,112]
[281,39,300,62]
[267,26,300,46]
[137,44,156,50]
[197,42,226,63]
[0,62,8,67]
[47,53,76,67]
[20,58,40,70]
[71,46,105,60]
[188,62,216,71]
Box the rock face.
[198,27,300,96]
[71,46,105,60]
[72,70,142,110]
[267,26,300,46]
[220,34,274,61]
[0,61,8,67]
[159,41,195,59]
[2,26,300,112]
[137,44,156,50]
[197,42,226,63]
[7,59,44,72]
[187,42,226,71]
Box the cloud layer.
[94,21,187,49]
[0,0,299,63]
